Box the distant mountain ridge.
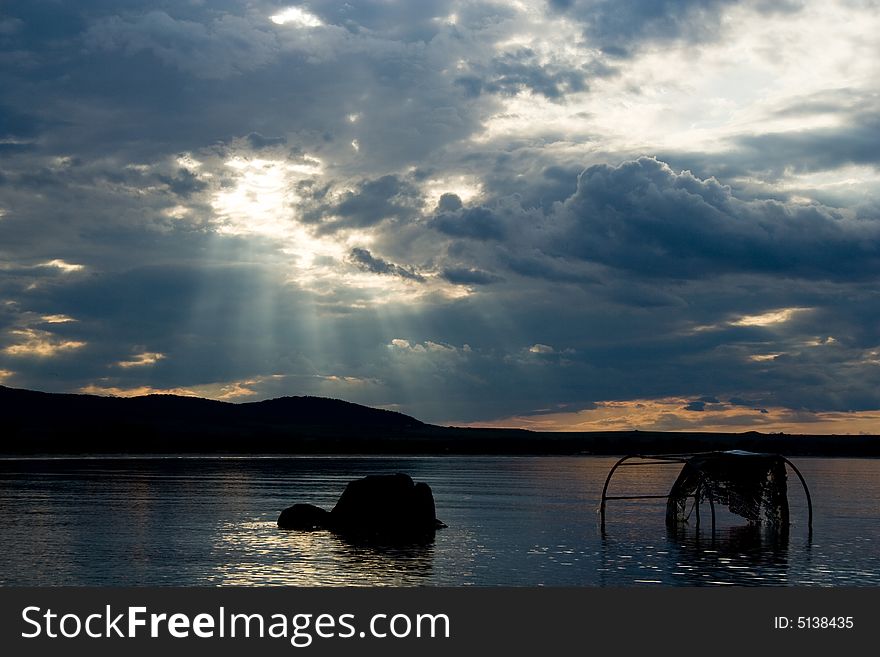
[0,385,425,453]
[1,385,878,456]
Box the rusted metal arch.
[598,454,687,533]
[599,452,813,535]
[779,455,813,532]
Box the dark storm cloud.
[430,206,507,240]
[312,175,422,233]
[85,10,280,79]
[683,395,722,411]
[481,160,587,213]
[350,154,880,420]
[550,157,880,281]
[437,193,463,212]
[548,0,745,56]
[456,48,591,99]
[0,150,218,276]
[157,168,207,198]
[0,105,47,141]
[734,115,880,176]
[246,132,287,150]
[305,0,453,41]
[440,267,501,285]
[661,113,880,185]
[537,166,582,205]
[412,157,880,288]
[728,396,769,413]
[375,280,880,421]
[2,0,879,427]
[348,248,425,282]
[501,254,591,283]
[0,0,489,168]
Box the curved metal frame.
[599,451,813,536]
[780,456,813,534]
[599,453,688,533]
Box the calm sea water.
[0,456,877,586]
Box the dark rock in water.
[331,473,446,538]
[277,473,446,542]
[277,503,331,530]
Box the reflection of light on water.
[207,521,435,586]
[2,456,880,586]
[659,524,792,586]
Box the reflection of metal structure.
[599,451,812,535]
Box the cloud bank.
[1,0,879,431]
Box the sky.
[2,0,880,433]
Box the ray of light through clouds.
[1,0,880,433]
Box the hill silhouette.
[0,385,424,454]
[1,385,878,456]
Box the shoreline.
[2,430,879,459]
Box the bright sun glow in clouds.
[270,6,323,28]
[211,155,357,280]
[212,156,322,240]
[209,154,444,302]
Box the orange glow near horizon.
[65,382,880,434]
[459,398,880,435]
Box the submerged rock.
[277,473,446,541]
[277,503,330,530]
[331,473,446,538]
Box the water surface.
[0,456,876,586]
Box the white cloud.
[41,259,85,274]
[731,307,810,327]
[2,329,86,358]
[389,339,469,355]
[749,353,782,362]
[116,351,166,368]
[86,11,280,79]
[41,314,77,324]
